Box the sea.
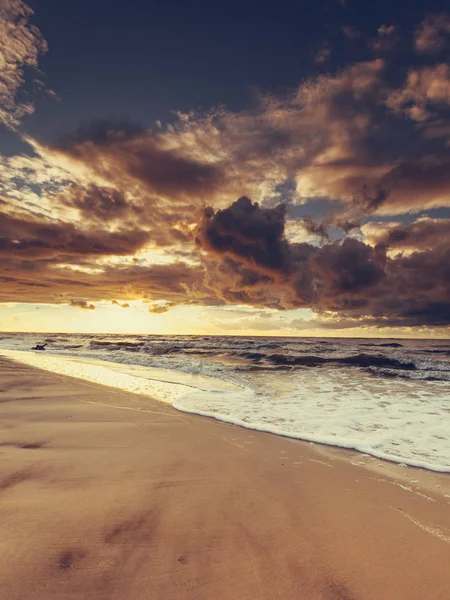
[0,332,449,472]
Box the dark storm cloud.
[194,198,450,326]
[51,121,223,200]
[61,184,134,223]
[364,246,450,327]
[312,238,385,298]
[194,198,385,311]
[194,197,290,273]
[0,210,152,259]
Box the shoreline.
[2,348,449,475]
[0,355,449,599]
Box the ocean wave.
[360,342,404,348]
[238,351,268,360]
[87,339,281,355]
[89,340,145,350]
[264,352,416,370]
[368,367,450,382]
[59,344,84,350]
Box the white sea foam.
[0,349,237,404]
[1,347,450,473]
[174,370,450,472]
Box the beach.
[0,355,449,600]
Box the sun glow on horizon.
[0,302,448,339]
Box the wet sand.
[0,355,449,600]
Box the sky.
[0,0,450,337]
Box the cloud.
[18,43,450,227]
[50,121,224,201]
[193,197,450,326]
[112,300,130,308]
[195,197,290,274]
[69,299,95,310]
[386,63,450,121]
[300,216,331,242]
[415,14,450,55]
[362,217,450,251]
[195,198,381,313]
[371,25,399,54]
[148,302,175,314]
[61,184,132,223]
[0,256,206,305]
[0,192,207,308]
[314,43,331,65]
[372,155,450,213]
[0,210,153,259]
[33,59,389,216]
[0,0,47,128]
[342,25,361,41]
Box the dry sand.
[0,355,449,600]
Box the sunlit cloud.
[0,0,48,128]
